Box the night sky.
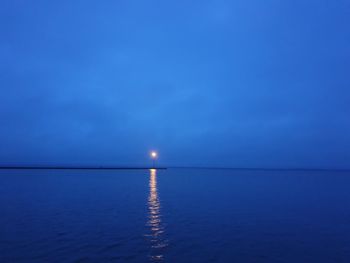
[1,0,349,168]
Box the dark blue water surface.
[1,168,350,262]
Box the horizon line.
[0,166,167,170]
[168,166,350,172]
[0,165,349,172]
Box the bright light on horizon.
[150,151,158,159]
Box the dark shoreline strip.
[0,167,167,170]
[169,166,350,172]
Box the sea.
[1,168,350,262]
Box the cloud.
[1,0,349,168]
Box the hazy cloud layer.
[1,0,350,168]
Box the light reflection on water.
[146,169,168,261]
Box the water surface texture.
[1,169,350,262]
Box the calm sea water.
[1,168,350,262]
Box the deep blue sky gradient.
[1,0,350,168]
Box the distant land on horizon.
[0,166,167,170]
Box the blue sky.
[1,0,349,168]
